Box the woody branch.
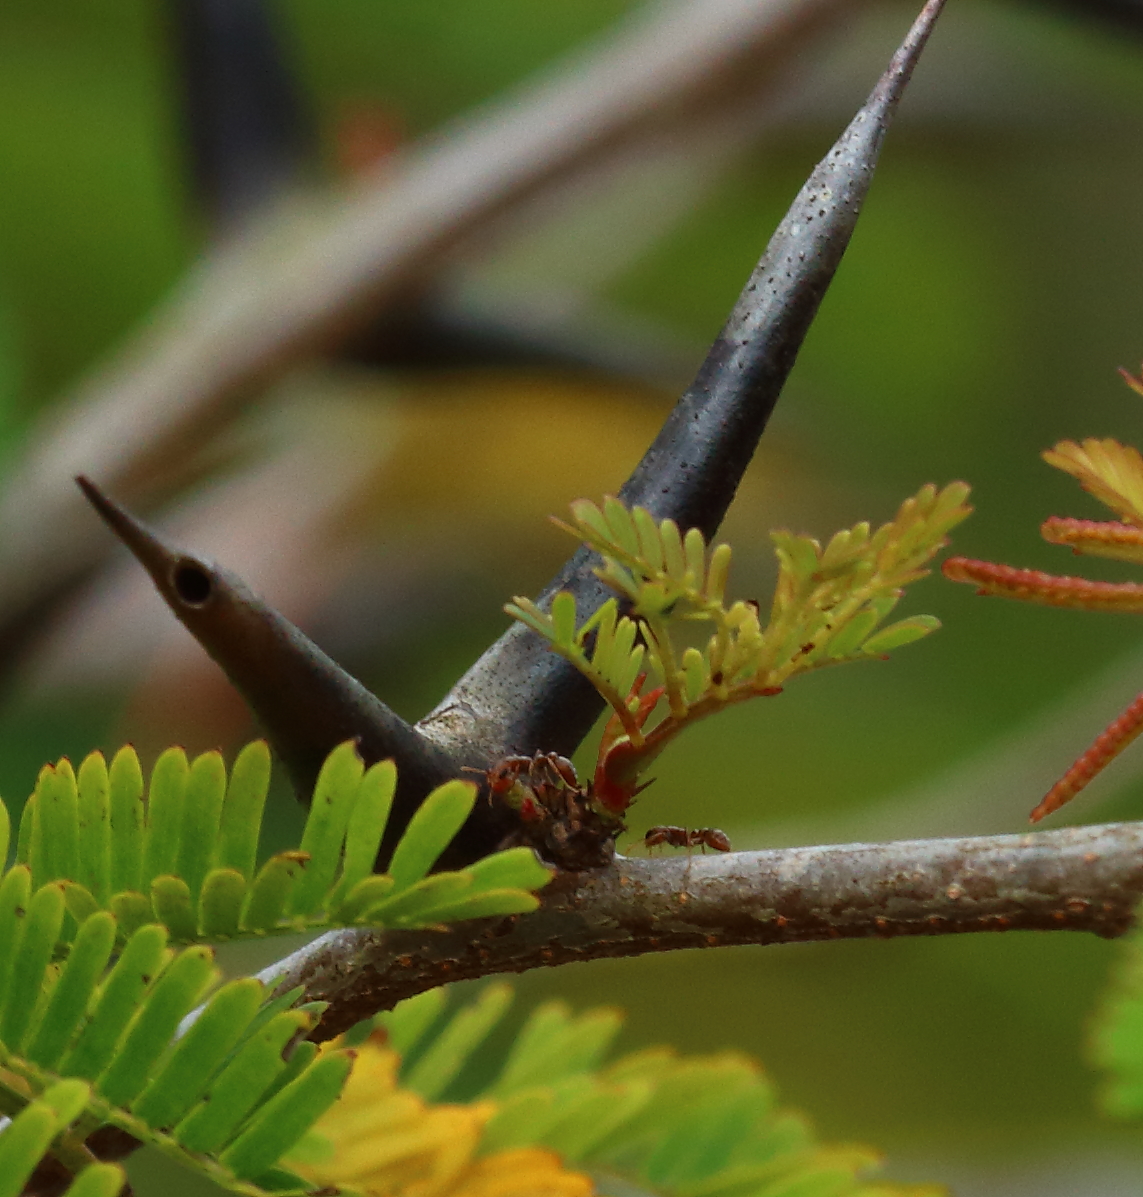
[264,820,1143,1039]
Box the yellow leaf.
[289,1032,594,1197]
[436,1149,594,1197]
[1043,438,1143,528]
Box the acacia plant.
[945,370,1143,822]
[10,0,1143,1193]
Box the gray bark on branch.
[259,819,1143,1039]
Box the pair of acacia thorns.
[944,367,1143,822]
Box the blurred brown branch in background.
[0,0,851,663]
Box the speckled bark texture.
[258,818,1143,1039]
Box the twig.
[112,817,1143,1176]
[259,819,1143,1039]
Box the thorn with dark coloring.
[168,0,312,232]
[74,476,490,866]
[420,0,948,767]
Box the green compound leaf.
[466,846,554,892]
[1092,910,1143,1117]
[286,741,363,917]
[402,983,514,1101]
[510,487,970,804]
[177,751,228,907]
[0,741,552,1193]
[172,1007,317,1155]
[218,1047,354,1179]
[504,594,645,720]
[25,912,118,1072]
[392,887,540,926]
[387,779,477,891]
[39,762,79,894]
[362,987,944,1197]
[376,986,448,1058]
[95,945,218,1108]
[330,874,395,924]
[329,758,395,911]
[53,1165,127,1197]
[0,1080,126,1197]
[241,853,307,934]
[861,615,941,656]
[488,1002,622,1098]
[150,875,197,943]
[1,881,67,1053]
[141,746,188,890]
[74,752,110,907]
[217,741,271,881]
[57,924,172,1082]
[4,740,549,948]
[0,741,552,1191]
[0,904,349,1195]
[199,869,246,940]
[108,746,144,898]
[130,977,266,1130]
[0,867,31,1012]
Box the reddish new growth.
[592,674,665,815]
[476,680,673,869]
[944,373,1143,822]
[476,751,631,871]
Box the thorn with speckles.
[74,475,510,868]
[422,0,949,768]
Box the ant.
[466,752,582,821]
[486,753,578,795]
[643,825,731,854]
[468,751,622,869]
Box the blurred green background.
[4,0,1143,1192]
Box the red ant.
[643,825,731,854]
[466,753,582,821]
[487,753,578,794]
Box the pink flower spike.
[942,557,1143,612]
[1031,691,1143,823]
[1041,517,1143,564]
[1118,364,1143,399]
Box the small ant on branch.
[643,825,731,854]
[465,753,580,818]
[468,754,732,868]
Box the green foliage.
[14,739,551,946]
[507,486,971,795]
[0,740,554,1193]
[362,985,944,1197]
[1091,912,1143,1118]
[0,908,350,1192]
[0,1080,124,1196]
